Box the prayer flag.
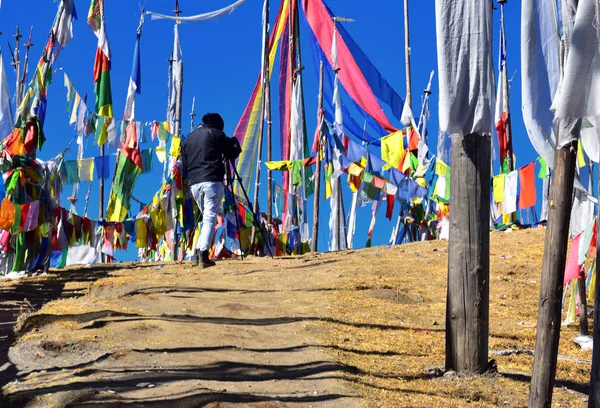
[78,158,95,182]
[0,198,15,231]
[553,0,600,120]
[0,51,13,140]
[436,0,494,136]
[88,0,113,118]
[564,232,583,285]
[521,0,560,166]
[141,149,153,174]
[492,174,505,203]
[105,153,142,221]
[537,158,548,179]
[518,162,536,209]
[124,32,142,120]
[65,161,80,184]
[503,170,518,214]
[381,131,404,168]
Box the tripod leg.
[230,163,274,258]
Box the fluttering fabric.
[88,0,113,118]
[435,0,494,136]
[302,0,397,133]
[553,0,600,121]
[518,162,536,209]
[146,0,247,22]
[234,0,288,194]
[0,52,13,140]
[503,170,518,215]
[520,0,560,166]
[124,32,142,121]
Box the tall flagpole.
[498,0,513,173]
[172,0,184,262]
[250,0,270,251]
[311,61,324,253]
[404,0,412,108]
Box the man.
[181,113,241,268]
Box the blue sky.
[1,0,538,256]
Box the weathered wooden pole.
[445,133,491,372]
[310,61,324,253]
[190,96,196,133]
[578,273,588,336]
[12,26,22,110]
[250,0,270,252]
[20,27,33,105]
[437,0,494,373]
[529,121,580,407]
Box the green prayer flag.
[538,158,548,179]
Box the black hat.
[202,113,225,131]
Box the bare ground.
[0,227,592,407]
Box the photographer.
[181,113,242,268]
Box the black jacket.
[181,126,242,185]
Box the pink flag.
[564,232,582,285]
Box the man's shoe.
[191,249,200,267]
[200,250,216,268]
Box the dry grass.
[323,227,590,407]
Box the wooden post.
[20,27,33,105]
[529,120,580,407]
[99,142,105,263]
[403,0,412,107]
[311,61,324,253]
[266,65,273,225]
[190,96,196,133]
[446,133,491,373]
[13,26,22,111]
[250,0,270,252]
[578,274,589,336]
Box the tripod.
[224,158,274,258]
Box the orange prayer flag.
[0,198,16,231]
[518,162,536,209]
[408,127,419,151]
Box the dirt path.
[0,227,593,407]
[1,255,365,407]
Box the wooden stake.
[578,274,589,336]
[20,27,33,106]
[529,120,580,407]
[446,133,491,373]
[311,61,324,253]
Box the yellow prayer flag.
[578,139,586,168]
[77,158,95,182]
[492,174,506,203]
[169,136,181,158]
[380,131,404,168]
[435,159,448,176]
[325,179,332,200]
[265,161,292,171]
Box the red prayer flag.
[518,162,536,209]
[386,194,395,220]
